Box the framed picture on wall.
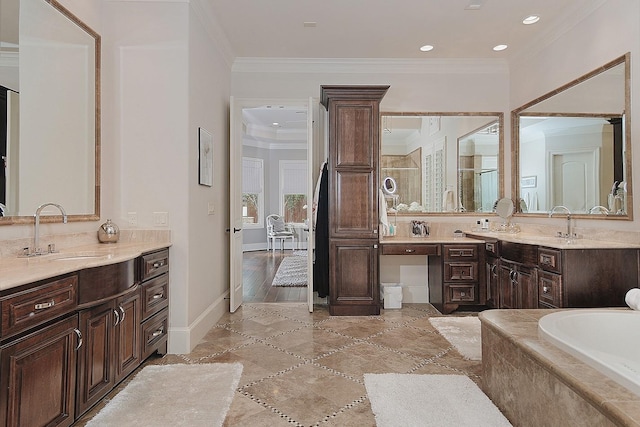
[521,175,537,188]
[198,127,213,187]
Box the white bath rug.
[86,363,242,427]
[429,316,481,360]
[364,374,512,427]
[272,255,308,287]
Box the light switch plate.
[208,202,215,215]
[127,212,137,226]
[153,212,168,226]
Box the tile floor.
[78,302,483,426]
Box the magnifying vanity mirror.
[0,0,100,224]
[512,53,631,219]
[380,112,503,214]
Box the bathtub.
[538,309,640,397]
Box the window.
[279,160,307,224]
[242,157,264,228]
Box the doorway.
[229,98,316,312]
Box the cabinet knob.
[405,249,415,253]
[543,286,550,294]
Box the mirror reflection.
[381,113,502,214]
[0,0,100,223]
[513,54,630,218]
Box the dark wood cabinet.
[499,260,537,309]
[321,85,388,316]
[0,315,79,427]
[0,247,169,426]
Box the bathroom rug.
[272,254,308,287]
[364,374,512,427]
[429,316,481,360]
[86,363,242,426]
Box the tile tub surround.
[480,309,640,427]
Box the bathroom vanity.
[469,232,640,310]
[0,244,169,427]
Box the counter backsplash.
[0,229,171,259]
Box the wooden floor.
[243,250,308,302]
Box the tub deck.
[480,309,640,427]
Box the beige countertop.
[0,240,171,292]
[465,230,640,249]
[380,235,481,244]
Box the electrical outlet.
[127,212,137,227]
[153,212,168,226]
[208,202,215,215]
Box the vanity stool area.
[0,245,170,427]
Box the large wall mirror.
[380,112,503,214]
[0,0,100,224]
[512,53,631,219]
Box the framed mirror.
[380,112,503,214]
[512,53,631,219]
[0,0,100,224]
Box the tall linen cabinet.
[320,85,389,315]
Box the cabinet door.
[0,316,79,427]
[331,169,377,238]
[115,290,141,382]
[329,239,379,315]
[517,265,538,309]
[498,261,516,309]
[76,301,116,416]
[486,257,499,308]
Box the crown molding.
[232,57,509,75]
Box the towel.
[625,288,640,310]
[442,190,456,212]
[379,189,389,235]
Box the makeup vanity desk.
[381,232,640,315]
[380,235,486,314]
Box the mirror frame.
[511,53,631,220]
[380,111,504,216]
[1,0,101,225]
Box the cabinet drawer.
[141,273,169,320]
[538,248,562,273]
[1,275,78,339]
[381,244,439,256]
[140,249,169,281]
[446,284,477,303]
[444,245,478,261]
[538,271,562,308]
[485,240,499,257]
[444,262,478,281]
[141,309,168,359]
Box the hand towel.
[379,189,389,235]
[442,190,455,212]
[625,288,640,310]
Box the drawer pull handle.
[119,306,126,323]
[152,327,164,338]
[113,309,120,326]
[152,293,164,300]
[405,249,415,253]
[74,328,83,351]
[153,261,165,268]
[543,286,550,294]
[34,301,55,310]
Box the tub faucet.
[30,203,67,256]
[548,205,572,239]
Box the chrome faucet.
[32,203,67,255]
[589,205,610,215]
[548,205,572,239]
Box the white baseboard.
[167,291,229,354]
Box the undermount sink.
[52,253,109,261]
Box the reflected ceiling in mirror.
[512,54,631,219]
[381,112,503,215]
[0,0,100,225]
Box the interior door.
[229,97,244,312]
[307,97,315,312]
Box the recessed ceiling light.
[420,45,434,52]
[272,122,280,126]
[522,15,540,25]
[493,44,508,51]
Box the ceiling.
[213,0,602,144]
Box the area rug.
[429,316,481,360]
[86,363,243,427]
[364,374,512,427]
[272,254,308,287]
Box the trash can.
[380,283,403,309]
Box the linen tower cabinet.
[320,85,389,315]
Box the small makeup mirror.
[382,176,397,195]
[495,197,514,220]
